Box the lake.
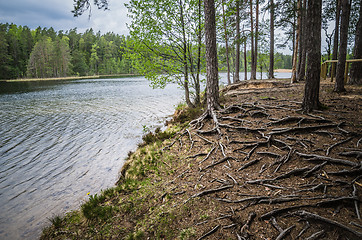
[0,72,290,239]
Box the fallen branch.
[293,210,362,238]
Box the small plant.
[125,230,145,240]
[179,227,196,240]
[48,215,63,229]
[142,125,150,134]
[81,194,113,220]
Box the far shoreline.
[274,68,292,73]
[1,74,139,83]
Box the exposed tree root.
[293,210,362,238]
[326,137,353,155]
[197,225,220,240]
[296,152,360,167]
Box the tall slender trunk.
[234,0,240,83]
[244,29,248,80]
[349,0,362,85]
[331,0,341,77]
[195,0,202,105]
[291,0,301,83]
[180,0,194,107]
[250,0,255,80]
[253,0,259,80]
[302,0,322,112]
[334,0,351,92]
[297,0,307,82]
[204,0,220,111]
[222,0,231,85]
[268,0,275,79]
[297,0,303,77]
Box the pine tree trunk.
[297,0,307,82]
[222,0,231,85]
[244,38,248,80]
[302,0,322,112]
[234,0,240,83]
[195,0,202,105]
[291,0,301,83]
[334,0,351,92]
[180,0,194,107]
[253,0,259,80]
[250,0,256,80]
[349,0,362,85]
[331,0,341,77]
[268,0,275,79]
[204,0,220,111]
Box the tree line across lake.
[0,23,295,81]
[0,24,136,79]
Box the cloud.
[0,0,130,35]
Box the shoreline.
[1,74,139,82]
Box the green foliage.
[81,193,114,220]
[179,227,196,240]
[48,215,63,229]
[0,23,134,80]
[125,231,145,240]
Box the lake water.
[0,72,290,239]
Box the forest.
[0,23,293,81]
[0,24,137,79]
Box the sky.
[0,0,130,35]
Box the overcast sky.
[0,0,130,35]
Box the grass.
[40,100,213,239]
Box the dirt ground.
[161,78,362,239]
[41,78,362,240]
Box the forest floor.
[41,78,362,240]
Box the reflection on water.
[0,72,290,239]
[0,77,183,239]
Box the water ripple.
[0,77,183,239]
